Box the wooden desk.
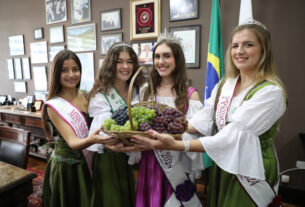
[0,106,47,159]
[0,161,36,207]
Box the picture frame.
[34,28,44,40]
[32,66,48,91]
[7,59,15,80]
[71,0,91,24]
[34,91,48,102]
[100,33,123,55]
[130,0,161,41]
[49,25,64,43]
[169,25,201,68]
[67,23,96,52]
[14,82,27,93]
[98,58,104,68]
[22,57,31,80]
[45,0,67,24]
[14,58,23,80]
[76,53,94,91]
[101,8,122,31]
[8,35,25,56]
[34,100,44,111]
[132,41,155,65]
[169,0,199,21]
[49,45,65,62]
[30,41,48,64]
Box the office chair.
[0,126,31,169]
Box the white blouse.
[188,84,286,180]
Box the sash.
[103,87,127,113]
[154,150,202,207]
[153,89,202,206]
[45,96,94,175]
[215,77,280,207]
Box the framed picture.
[22,57,31,80]
[49,25,64,43]
[14,58,23,80]
[34,28,44,40]
[71,0,91,24]
[30,41,48,64]
[169,0,199,21]
[33,66,48,91]
[7,59,15,80]
[130,0,161,41]
[49,45,65,62]
[8,35,25,56]
[100,33,123,55]
[101,8,122,31]
[76,53,94,91]
[14,82,27,93]
[34,100,44,111]
[98,58,104,68]
[169,25,201,68]
[34,91,48,102]
[67,23,96,52]
[45,0,67,24]
[132,42,154,65]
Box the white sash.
[154,150,202,206]
[215,77,280,207]
[45,96,94,175]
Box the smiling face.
[154,43,176,78]
[60,59,81,90]
[115,51,134,83]
[231,29,262,75]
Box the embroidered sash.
[215,77,280,207]
[103,87,127,113]
[45,96,94,175]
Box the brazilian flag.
[203,0,224,168]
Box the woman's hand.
[131,130,181,151]
[90,129,119,145]
[104,142,146,152]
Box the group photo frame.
[100,32,122,55]
[169,25,201,68]
[130,0,161,41]
[169,0,199,21]
[101,8,122,31]
[45,0,67,24]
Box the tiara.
[112,42,132,49]
[241,18,268,31]
[157,30,182,45]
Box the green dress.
[206,81,283,207]
[43,112,94,207]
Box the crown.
[157,30,182,45]
[241,18,268,31]
[112,42,132,49]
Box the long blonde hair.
[225,23,286,98]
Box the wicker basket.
[103,66,185,145]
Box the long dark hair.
[90,42,145,98]
[42,49,82,140]
[143,39,189,112]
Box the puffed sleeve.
[87,93,112,152]
[199,85,286,180]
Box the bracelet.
[183,139,190,152]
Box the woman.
[42,50,115,207]
[135,35,204,207]
[132,20,286,207]
[87,42,145,207]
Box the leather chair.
[0,126,31,169]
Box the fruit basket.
[103,66,187,145]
